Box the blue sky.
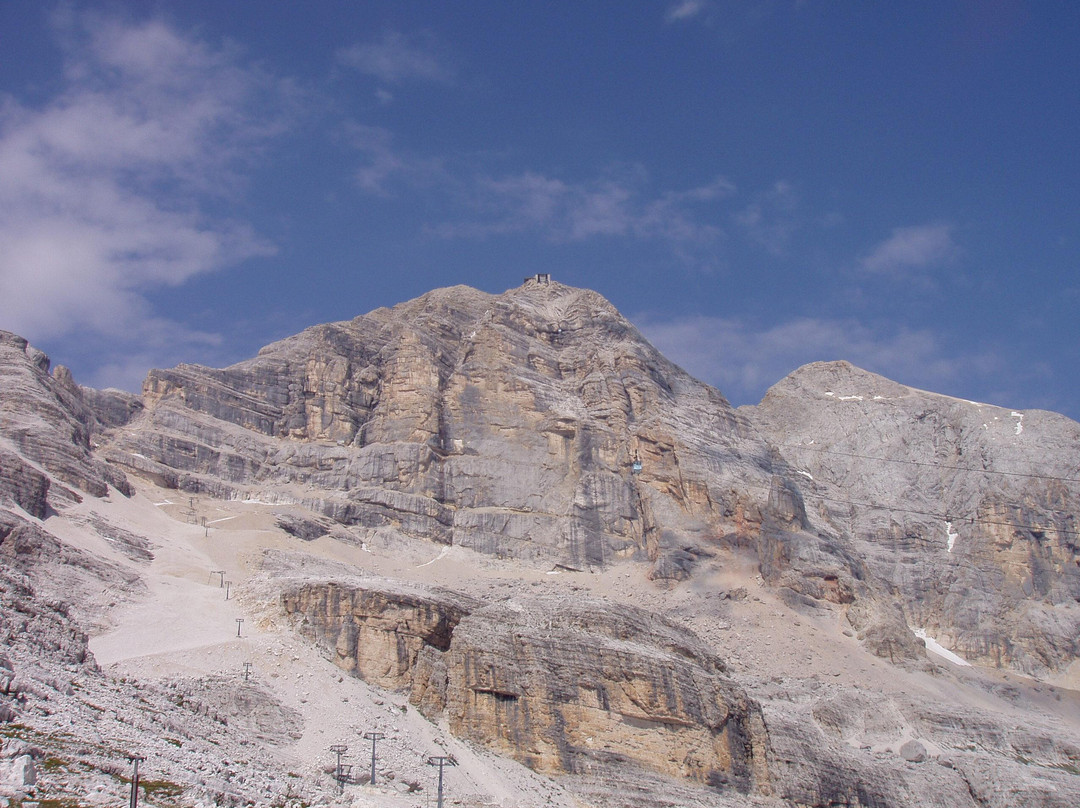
[1,1,1078,419]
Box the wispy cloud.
[0,14,294,370]
[429,170,734,248]
[860,223,958,278]
[337,31,455,85]
[345,123,447,194]
[735,179,799,255]
[636,312,999,405]
[666,1,709,22]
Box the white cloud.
[0,13,289,370]
[428,170,733,248]
[480,172,571,231]
[337,31,454,85]
[341,111,740,257]
[343,116,737,248]
[860,223,958,277]
[347,124,407,194]
[666,1,708,22]
[636,313,997,405]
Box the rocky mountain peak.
[5,284,1080,806]
[747,361,1080,675]
[105,282,775,578]
[756,359,915,406]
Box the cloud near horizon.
[442,170,735,244]
[734,180,800,255]
[635,312,1000,406]
[343,126,739,253]
[0,12,291,366]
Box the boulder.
[0,754,36,791]
[900,740,928,762]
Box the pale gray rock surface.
[745,360,1080,675]
[757,674,1080,808]
[104,283,802,581]
[3,283,1080,806]
[0,753,35,794]
[78,384,144,430]
[0,331,132,513]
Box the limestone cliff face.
[106,282,792,579]
[281,578,770,792]
[745,361,1080,675]
[435,598,770,791]
[281,579,477,690]
[0,331,131,516]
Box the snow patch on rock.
[913,628,970,666]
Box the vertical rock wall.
[281,580,770,793]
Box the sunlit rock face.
[282,578,770,792]
[105,282,796,579]
[745,360,1080,675]
[281,579,477,690]
[8,281,1080,806]
[89,281,1080,677]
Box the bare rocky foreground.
[2,280,1080,807]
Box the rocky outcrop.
[103,283,797,579]
[434,596,770,791]
[0,511,95,668]
[78,384,144,430]
[165,675,304,746]
[745,360,1080,675]
[6,282,1080,805]
[0,447,51,519]
[282,579,478,690]
[0,331,131,512]
[282,578,770,792]
[94,283,1080,673]
[0,508,145,668]
[18,281,1078,678]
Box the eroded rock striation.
[104,282,798,581]
[282,578,769,791]
[0,331,131,515]
[4,279,1080,805]
[96,283,1080,675]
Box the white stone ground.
[44,477,1079,807]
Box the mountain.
[744,360,1080,677]
[103,282,783,575]
[0,331,133,517]
[2,280,1080,807]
